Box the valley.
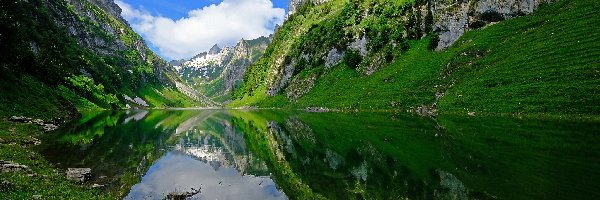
[0,0,599,199]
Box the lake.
[38,109,600,199]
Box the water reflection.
[126,152,284,200]
[39,110,600,199]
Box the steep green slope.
[0,0,202,120]
[231,0,599,118]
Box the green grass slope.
[231,0,599,118]
[0,0,202,120]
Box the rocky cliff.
[0,0,204,119]
[431,0,553,50]
[231,0,590,113]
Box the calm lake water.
[38,109,600,199]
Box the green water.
[38,110,600,199]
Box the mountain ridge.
[172,35,272,103]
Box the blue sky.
[116,0,289,60]
[119,0,289,20]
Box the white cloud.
[115,0,284,60]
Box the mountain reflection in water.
[38,110,600,199]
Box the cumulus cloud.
[115,0,285,60]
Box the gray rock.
[43,124,58,132]
[416,104,437,117]
[0,161,30,172]
[66,168,92,182]
[324,48,344,68]
[431,0,552,50]
[267,57,295,96]
[208,44,222,55]
[167,187,201,200]
[348,35,369,57]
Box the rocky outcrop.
[324,48,344,68]
[208,44,222,55]
[431,0,553,50]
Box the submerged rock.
[66,168,92,182]
[166,187,201,200]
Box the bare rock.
[0,161,30,172]
[348,35,369,57]
[167,187,201,200]
[325,48,344,68]
[416,104,437,117]
[431,0,552,50]
[66,168,92,182]
[43,124,59,132]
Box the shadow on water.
[38,109,600,199]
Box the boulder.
[66,168,92,182]
[0,161,30,172]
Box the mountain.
[230,0,600,117]
[172,36,272,103]
[0,0,208,120]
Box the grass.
[0,119,113,199]
[231,0,600,119]
[0,74,80,121]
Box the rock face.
[431,0,553,50]
[55,0,188,92]
[66,168,92,182]
[173,36,271,101]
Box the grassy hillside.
[230,0,599,118]
[0,0,201,120]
